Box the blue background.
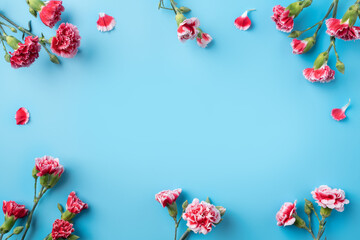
[0,0,359,239]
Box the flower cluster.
[0,156,87,240]
[272,0,360,83]
[43,192,88,240]
[158,0,212,48]
[155,188,225,240]
[0,0,81,68]
[276,185,349,239]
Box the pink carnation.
[177,18,200,42]
[326,18,360,41]
[276,201,297,227]
[66,192,88,214]
[271,5,294,32]
[155,189,181,207]
[303,64,335,83]
[39,1,64,28]
[35,156,64,177]
[51,219,74,240]
[182,199,221,235]
[312,185,349,212]
[10,36,41,69]
[51,23,81,58]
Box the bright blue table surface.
[0,0,359,239]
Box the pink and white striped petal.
[15,107,30,125]
[234,9,255,31]
[97,13,116,32]
[331,99,351,121]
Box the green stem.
[0,233,4,240]
[179,229,191,240]
[169,0,180,14]
[0,13,54,59]
[313,2,335,37]
[20,187,48,240]
[4,233,14,240]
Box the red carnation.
[10,36,41,69]
[326,18,360,41]
[39,1,64,28]
[51,23,81,58]
[303,64,335,83]
[35,156,64,177]
[177,18,200,42]
[66,192,88,214]
[3,201,29,220]
[271,5,294,32]
[51,219,74,240]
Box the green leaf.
[67,234,80,240]
[57,203,64,213]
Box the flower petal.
[97,13,116,32]
[15,107,30,125]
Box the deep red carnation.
[10,36,41,69]
[51,219,74,240]
[39,1,64,28]
[51,23,81,58]
[66,192,88,214]
[3,201,29,220]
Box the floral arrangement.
[271,0,360,82]
[276,185,349,239]
[0,156,88,240]
[155,189,226,240]
[158,0,212,48]
[0,0,80,68]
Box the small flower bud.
[32,166,39,179]
[50,54,60,64]
[175,13,186,26]
[29,8,37,17]
[313,51,329,70]
[182,200,189,210]
[293,214,307,229]
[216,206,226,216]
[320,207,332,218]
[336,60,345,74]
[304,204,311,215]
[13,226,24,235]
[57,203,64,213]
[10,28,17,33]
[179,6,191,13]
[305,199,314,210]
[4,53,10,63]
[288,31,302,38]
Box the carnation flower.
[196,32,212,48]
[312,185,349,212]
[39,1,64,28]
[155,189,182,207]
[51,23,81,58]
[326,18,360,41]
[35,156,64,177]
[271,5,294,32]
[177,18,200,42]
[182,198,221,235]
[303,64,335,83]
[9,36,41,69]
[276,201,297,227]
[51,219,74,240]
[2,201,28,220]
[66,192,88,214]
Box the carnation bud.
[313,51,329,70]
[57,203,64,213]
[305,199,314,210]
[5,36,20,50]
[293,214,307,229]
[288,31,302,38]
[320,207,332,218]
[32,166,39,179]
[167,202,178,218]
[4,53,10,63]
[216,206,226,216]
[304,203,311,215]
[179,6,191,13]
[50,54,60,64]
[175,14,186,26]
[182,200,189,210]
[10,28,17,33]
[336,60,345,74]
[13,226,24,235]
